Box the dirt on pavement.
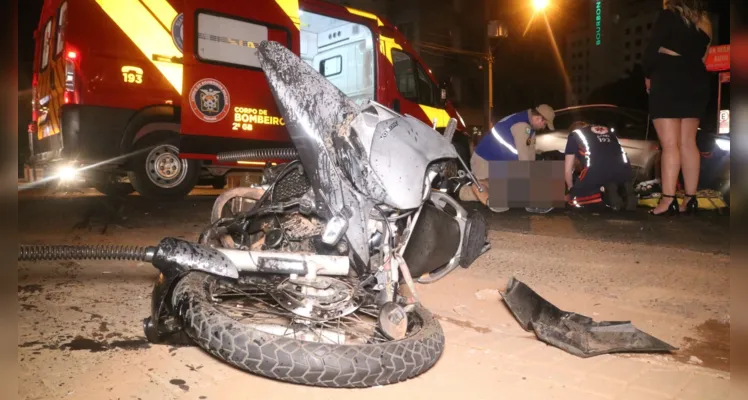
[17,193,730,399]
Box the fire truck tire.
[128,132,200,199]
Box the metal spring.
[216,148,299,163]
[18,244,153,262]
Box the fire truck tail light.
[66,51,77,60]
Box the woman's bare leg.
[652,118,682,213]
[679,118,701,210]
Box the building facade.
[564,0,663,106]
[565,0,720,106]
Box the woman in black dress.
[643,0,712,216]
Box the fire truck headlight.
[57,165,79,182]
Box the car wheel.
[127,132,200,199]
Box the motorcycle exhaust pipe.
[19,238,350,280]
[151,238,350,279]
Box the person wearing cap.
[564,121,637,211]
[462,104,555,212]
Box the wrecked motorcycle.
[18,41,489,388]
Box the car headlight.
[715,138,730,151]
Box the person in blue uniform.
[564,121,637,211]
[466,104,555,212]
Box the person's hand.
[645,78,651,94]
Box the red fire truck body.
[29,0,469,198]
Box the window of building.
[635,53,641,60]
[647,23,652,30]
[624,55,631,61]
[635,39,642,46]
[625,42,630,49]
[625,28,630,35]
[635,25,642,33]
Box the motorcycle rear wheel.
[172,272,445,387]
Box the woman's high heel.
[681,194,698,215]
[649,194,679,216]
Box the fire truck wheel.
[128,132,200,199]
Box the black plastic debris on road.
[500,277,678,358]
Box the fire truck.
[28,0,471,198]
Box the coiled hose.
[216,148,299,163]
[18,244,156,262]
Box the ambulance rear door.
[179,0,301,164]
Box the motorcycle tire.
[172,272,446,388]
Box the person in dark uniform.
[643,0,712,216]
[564,121,637,211]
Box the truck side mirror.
[441,88,447,101]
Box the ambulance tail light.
[64,50,79,104]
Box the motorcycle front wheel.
[172,272,445,388]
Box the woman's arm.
[643,10,672,79]
[700,14,713,63]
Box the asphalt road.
[18,188,730,255]
[17,188,730,399]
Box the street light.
[533,0,549,12]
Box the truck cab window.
[392,50,417,102]
[416,65,438,106]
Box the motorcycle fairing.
[257,40,460,265]
[257,41,385,267]
[346,101,461,209]
[501,277,678,358]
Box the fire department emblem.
[171,13,184,53]
[590,125,609,134]
[189,79,230,123]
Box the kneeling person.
[564,121,637,211]
[467,104,555,212]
